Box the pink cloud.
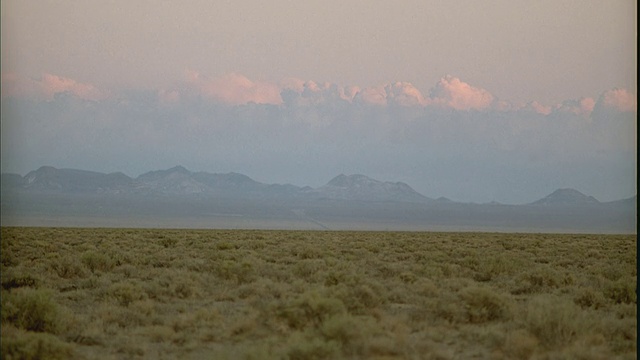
[524,101,553,115]
[600,88,637,112]
[355,86,388,105]
[340,86,360,102]
[579,97,596,113]
[1,73,107,101]
[427,75,494,110]
[385,82,426,106]
[279,80,360,106]
[555,97,595,116]
[189,73,282,105]
[279,77,306,92]
[41,74,107,101]
[493,99,515,112]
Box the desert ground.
[1,227,636,359]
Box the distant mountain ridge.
[310,174,433,203]
[1,165,635,206]
[2,166,636,233]
[530,188,600,206]
[20,166,134,194]
[2,165,432,203]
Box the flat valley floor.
[1,227,636,359]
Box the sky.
[1,0,637,204]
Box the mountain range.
[2,166,436,203]
[1,166,636,233]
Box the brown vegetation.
[1,227,636,359]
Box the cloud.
[427,75,495,110]
[279,77,306,92]
[160,72,591,115]
[281,80,360,106]
[385,82,426,106]
[340,86,360,102]
[40,74,107,101]
[349,82,426,106]
[186,72,282,105]
[520,101,552,115]
[599,88,637,112]
[554,97,595,116]
[1,73,107,101]
[355,85,388,105]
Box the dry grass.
[1,227,636,359]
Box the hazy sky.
[2,0,636,103]
[1,1,637,204]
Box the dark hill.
[530,188,600,206]
[312,174,432,203]
[22,166,134,193]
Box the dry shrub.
[229,313,259,338]
[173,281,196,299]
[1,246,17,267]
[459,286,512,323]
[104,249,132,267]
[294,259,325,281]
[141,325,175,343]
[414,278,439,298]
[399,271,417,284]
[603,279,637,304]
[49,257,87,279]
[286,332,340,360]
[557,334,613,360]
[1,325,74,360]
[375,263,401,278]
[116,264,137,279]
[432,291,463,324]
[238,341,281,360]
[215,259,256,285]
[116,336,147,358]
[80,274,109,291]
[367,336,404,358]
[574,287,607,309]
[586,249,603,259]
[216,241,235,250]
[486,253,522,278]
[1,272,40,290]
[241,278,285,303]
[277,291,346,330]
[320,314,375,356]
[524,295,583,348]
[108,281,146,306]
[331,280,386,314]
[98,304,150,329]
[296,246,324,260]
[1,228,636,360]
[503,329,538,360]
[323,271,348,287]
[432,285,513,325]
[159,236,178,248]
[600,264,625,281]
[130,299,157,321]
[593,306,636,354]
[1,288,61,334]
[81,251,114,273]
[512,266,560,294]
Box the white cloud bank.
[1,73,108,101]
[1,71,636,204]
[4,71,637,115]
